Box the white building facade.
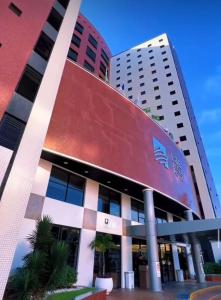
[110,33,221,220]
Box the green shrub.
[57,266,77,288]
[204,262,221,274]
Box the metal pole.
[143,188,162,292]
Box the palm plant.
[9,216,76,300]
[89,234,116,278]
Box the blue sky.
[80,0,221,198]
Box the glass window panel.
[50,167,68,186]
[131,208,139,222]
[46,181,66,201]
[66,187,84,206]
[110,199,121,217]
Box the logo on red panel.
[153,137,183,181]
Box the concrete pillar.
[184,210,205,283]
[121,236,133,288]
[183,234,195,279]
[143,188,162,292]
[167,213,181,281]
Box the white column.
[77,229,96,287]
[84,179,99,210]
[0,1,81,298]
[143,188,162,292]
[167,213,180,281]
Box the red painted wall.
[0,0,54,119]
[70,14,111,79]
[45,61,200,216]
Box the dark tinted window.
[131,199,144,224]
[34,32,54,61]
[9,3,22,16]
[177,123,184,128]
[157,105,162,110]
[141,91,146,95]
[86,46,96,62]
[155,95,161,100]
[170,90,176,95]
[174,111,181,116]
[98,185,121,217]
[84,60,94,73]
[75,22,84,34]
[88,34,98,49]
[172,100,178,105]
[180,135,187,141]
[57,0,69,9]
[101,49,109,65]
[68,48,78,62]
[16,65,42,102]
[72,34,81,48]
[0,113,25,150]
[46,166,85,206]
[47,8,63,31]
[183,150,190,156]
[142,100,146,104]
[100,61,106,75]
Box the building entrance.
[159,243,175,283]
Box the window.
[137,48,141,52]
[155,95,161,100]
[0,113,25,150]
[183,150,190,156]
[9,2,22,16]
[138,61,142,64]
[16,65,42,102]
[141,91,146,95]
[137,54,141,58]
[177,123,184,128]
[159,38,163,42]
[116,84,120,88]
[101,49,109,65]
[162,51,166,55]
[116,63,120,67]
[51,225,80,268]
[180,136,187,141]
[148,49,153,53]
[131,199,144,224]
[152,70,156,74]
[128,87,132,91]
[142,100,147,104]
[157,105,162,110]
[100,61,106,75]
[168,81,174,86]
[139,68,143,72]
[88,34,98,49]
[116,57,120,61]
[86,46,96,62]
[153,78,158,82]
[148,43,152,47]
[140,82,145,87]
[126,53,130,57]
[174,111,181,116]
[127,59,131,63]
[149,56,154,60]
[166,73,172,77]
[34,32,54,61]
[160,45,165,48]
[127,72,131,76]
[75,22,84,34]
[83,60,94,73]
[154,86,159,91]
[116,70,120,74]
[159,115,164,120]
[46,166,85,206]
[139,75,144,79]
[67,48,78,62]
[71,34,81,48]
[128,95,133,99]
[170,90,176,95]
[116,77,120,80]
[98,185,121,217]
[47,8,63,31]
[127,79,132,83]
[57,0,69,9]
[150,63,155,67]
[127,65,131,69]
[172,100,178,105]
[163,58,168,62]
[155,208,167,223]
[164,65,170,69]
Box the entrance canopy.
[128,218,221,241]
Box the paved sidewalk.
[108,281,221,300]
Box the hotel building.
[0,1,220,298]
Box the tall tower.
[110,33,221,219]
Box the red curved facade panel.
[71,13,111,79]
[0,0,54,119]
[45,61,200,215]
